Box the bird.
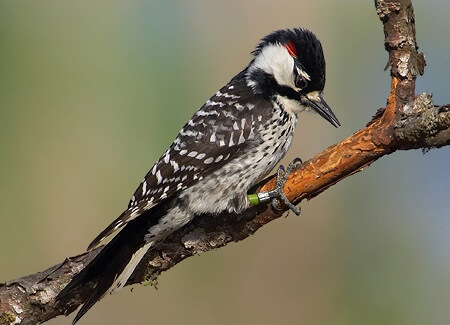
[56,27,340,324]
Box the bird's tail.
[56,211,157,324]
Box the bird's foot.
[270,158,302,215]
[248,158,302,216]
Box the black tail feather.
[71,287,100,325]
[56,207,161,323]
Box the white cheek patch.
[249,44,296,88]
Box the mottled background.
[1,1,449,324]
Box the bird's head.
[246,28,340,127]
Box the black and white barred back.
[57,28,339,324]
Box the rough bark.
[1,1,449,324]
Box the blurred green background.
[1,1,449,324]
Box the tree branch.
[1,1,449,324]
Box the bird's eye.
[293,65,309,90]
[295,75,308,90]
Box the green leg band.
[248,191,277,206]
[248,193,259,206]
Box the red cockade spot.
[286,41,297,58]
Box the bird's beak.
[306,92,340,128]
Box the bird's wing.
[87,82,272,250]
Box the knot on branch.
[394,93,450,149]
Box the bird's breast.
[182,107,298,215]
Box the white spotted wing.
[87,73,273,250]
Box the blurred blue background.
[0,1,449,324]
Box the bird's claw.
[270,158,302,216]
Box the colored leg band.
[248,191,277,206]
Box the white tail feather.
[109,242,154,295]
